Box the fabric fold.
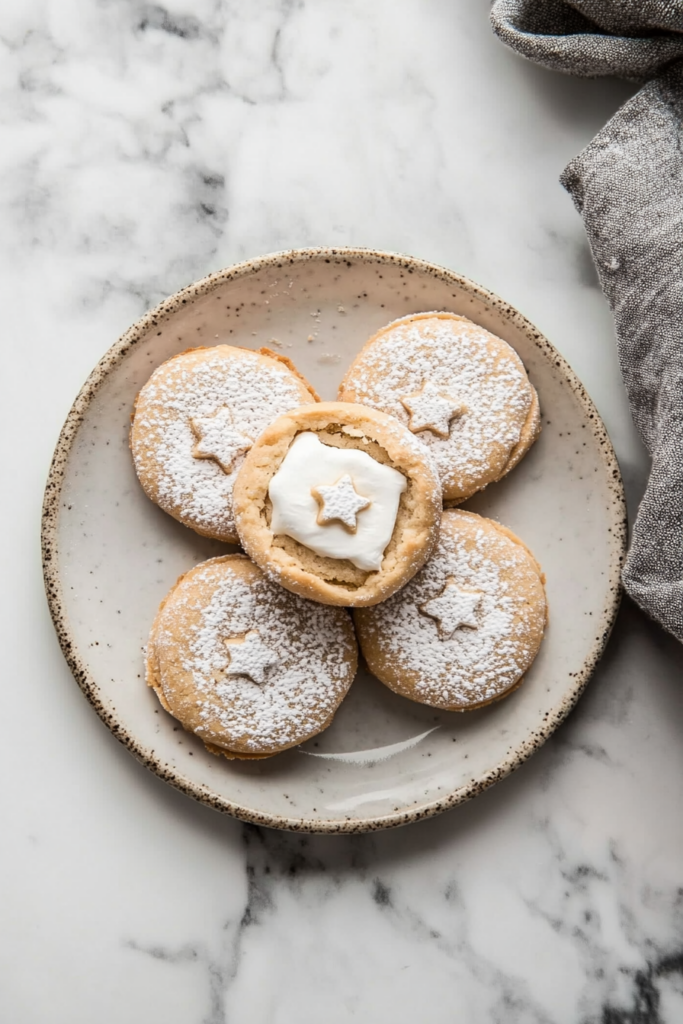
[491,0,683,80]
[490,0,683,642]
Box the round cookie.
[146,554,358,759]
[131,345,318,543]
[338,312,540,503]
[354,509,547,711]
[232,402,442,607]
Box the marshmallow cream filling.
[268,432,407,571]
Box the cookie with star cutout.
[232,402,442,607]
[130,345,319,543]
[146,554,358,758]
[338,312,541,503]
[353,509,547,711]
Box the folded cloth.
[490,0,683,643]
[491,1,683,81]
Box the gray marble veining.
[2,1,682,1022]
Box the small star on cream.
[312,474,371,531]
[190,407,252,473]
[400,381,466,438]
[224,630,278,685]
[420,581,483,638]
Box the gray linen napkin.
[490,0,683,643]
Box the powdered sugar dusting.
[341,316,534,496]
[132,348,313,539]
[313,474,371,529]
[401,381,465,437]
[153,559,356,753]
[224,630,278,685]
[190,407,252,473]
[420,582,482,637]
[358,511,546,707]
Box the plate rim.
[41,246,628,833]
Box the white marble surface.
[2,2,683,1022]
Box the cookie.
[354,509,547,710]
[130,345,318,543]
[232,402,442,607]
[146,554,358,758]
[338,312,540,503]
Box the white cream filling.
[268,432,407,571]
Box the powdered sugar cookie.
[146,555,357,758]
[131,346,318,543]
[338,312,540,503]
[232,402,442,607]
[354,509,547,710]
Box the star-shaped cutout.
[400,381,466,438]
[419,581,483,639]
[190,407,252,474]
[224,630,278,685]
[311,474,371,532]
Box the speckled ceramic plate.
[42,248,626,833]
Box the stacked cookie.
[132,314,547,760]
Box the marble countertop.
[3,2,683,1022]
